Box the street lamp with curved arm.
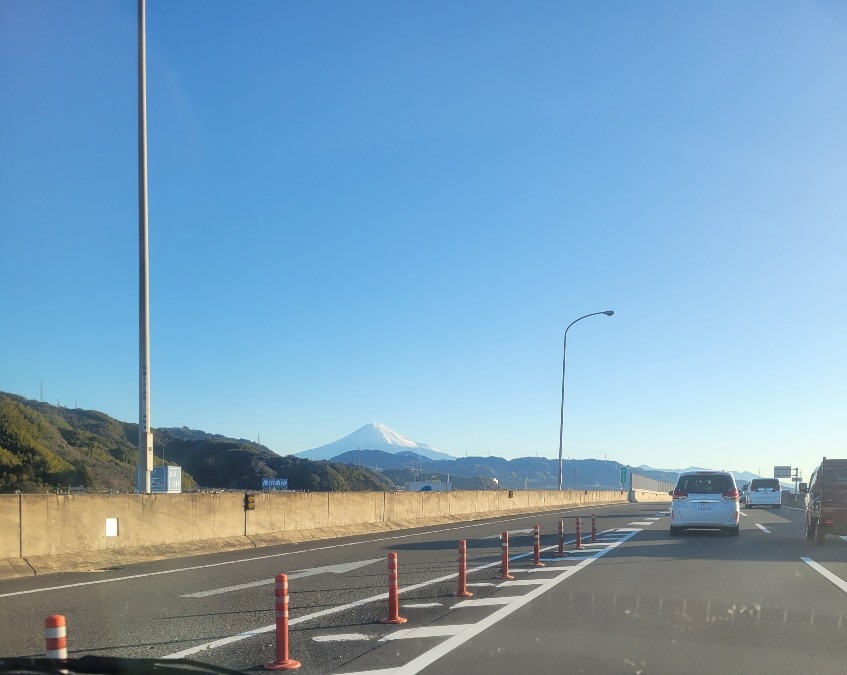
[557,310,614,491]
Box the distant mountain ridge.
[297,423,455,461]
[331,448,636,490]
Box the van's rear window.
[677,475,733,494]
[750,479,780,490]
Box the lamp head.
[604,310,615,316]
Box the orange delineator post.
[532,524,545,567]
[556,519,566,557]
[575,516,583,550]
[380,552,407,624]
[591,514,597,543]
[44,615,67,660]
[265,574,301,670]
[455,539,473,597]
[499,531,514,579]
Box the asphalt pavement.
[2,502,845,674]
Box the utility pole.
[136,0,153,493]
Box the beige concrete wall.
[0,488,628,578]
[0,495,20,559]
[18,493,247,557]
[327,492,384,527]
[631,489,672,503]
[189,492,246,540]
[248,491,330,534]
[384,492,424,522]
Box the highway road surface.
[2,502,846,673]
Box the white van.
[745,478,781,509]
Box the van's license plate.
[696,505,711,510]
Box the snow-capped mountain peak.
[296,423,454,461]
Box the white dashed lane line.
[628,521,654,526]
[381,625,472,641]
[404,603,443,608]
[740,512,748,517]
[801,557,847,594]
[313,634,372,643]
[755,523,772,534]
[454,597,519,607]
[497,579,546,587]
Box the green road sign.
[620,467,627,485]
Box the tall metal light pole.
[557,310,614,491]
[137,0,153,493]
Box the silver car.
[670,470,740,536]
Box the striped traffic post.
[455,539,473,598]
[575,516,583,550]
[556,519,566,557]
[499,531,514,580]
[44,615,67,660]
[264,574,301,670]
[380,552,407,624]
[532,524,545,567]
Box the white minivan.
[745,478,781,509]
[670,470,740,536]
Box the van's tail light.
[672,489,688,500]
[722,487,739,500]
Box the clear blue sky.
[2,1,846,480]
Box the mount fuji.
[296,423,455,461]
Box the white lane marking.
[466,582,496,587]
[801,557,847,594]
[166,527,624,660]
[403,602,443,608]
[0,503,624,600]
[497,579,546,587]
[840,536,847,543]
[313,633,372,642]
[453,597,517,607]
[482,528,535,539]
[538,558,580,563]
[181,558,382,598]
[163,536,573,659]
[740,512,748,517]
[386,530,640,675]
[644,518,661,521]
[381,625,471,641]
[615,528,641,532]
[628,521,654,526]
[755,524,772,534]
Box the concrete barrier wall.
[631,489,672,503]
[17,493,248,556]
[0,496,21,559]
[0,488,632,578]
